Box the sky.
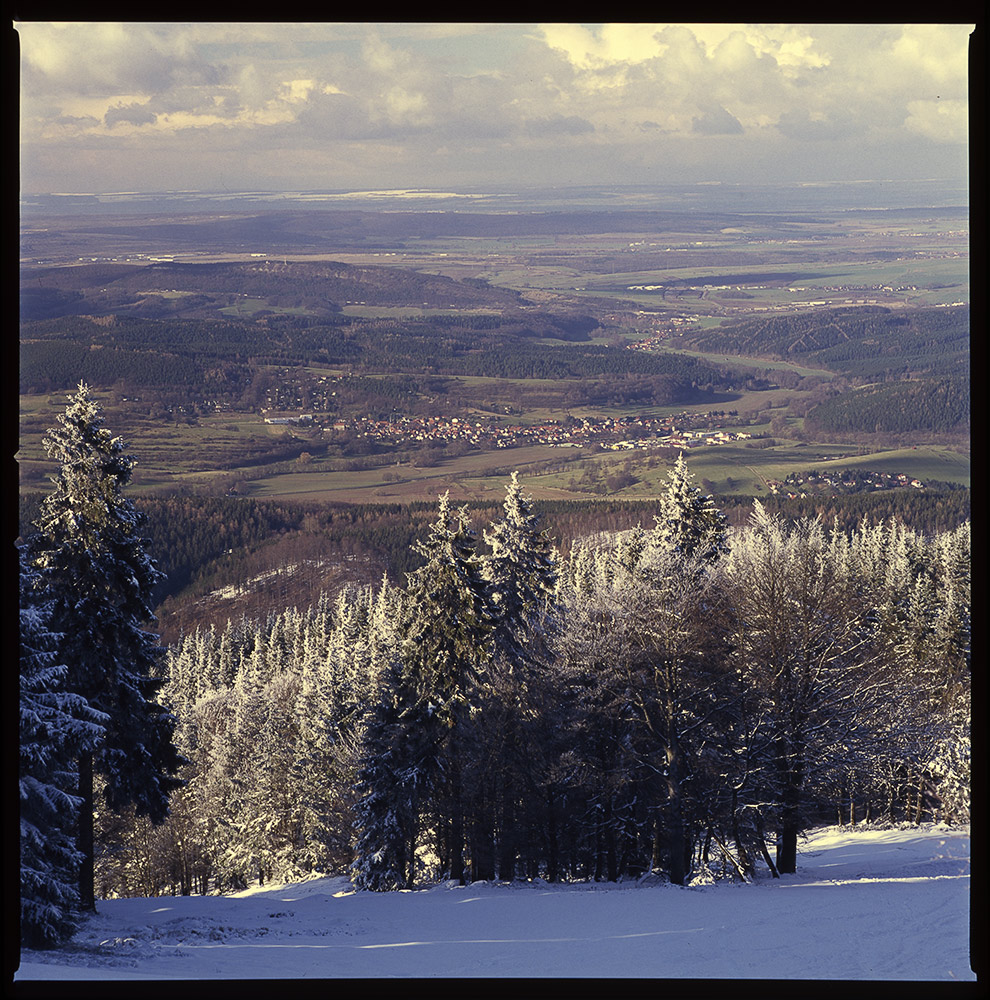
[16,22,976,196]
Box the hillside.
[804,376,970,437]
[20,259,526,322]
[677,305,969,380]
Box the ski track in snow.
[15,824,974,981]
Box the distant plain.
[19,201,969,505]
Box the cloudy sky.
[17,22,975,195]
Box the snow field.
[16,824,974,981]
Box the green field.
[224,439,969,505]
[649,345,835,378]
[219,298,318,317]
[238,444,571,504]
[340,305,503,319]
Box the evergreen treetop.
[649,453,729,565]
[25,384,184,910]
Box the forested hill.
[677,305,969,380]
[804,376,970,437]
[20,312,727,398]
[20,259,525,322]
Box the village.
[767,468,925,498]
[264,409,756,453]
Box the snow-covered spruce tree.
[25,384,184,910]
[352,493,493,887]
[480,473,560,880]
[351,649,431,890]
[484,473,559,666]
[650,453,729,566]
[19,550,106,948]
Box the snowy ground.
[14,824,975,982]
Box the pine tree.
[351,494,493,887]
[481,473,560,879]
[649,453,728,565]
[25,384,185,910]
[19,550,106,947]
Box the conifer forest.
[19,386,970,948]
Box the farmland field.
[19,203,969,506]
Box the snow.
[15,824,974,982]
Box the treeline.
[804,376,970,436]
[20,260,523,320]
[20,487,971,647]
[680,305,969,381]
[20,313,730,404]
[92,471,970,898]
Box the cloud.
[538,22,667,70]
[775,110,857,142]
[692,105,744,135]
[523,115,594,137]
[905,98,969,144]
[104,102,157,128]
[16,22,974,194]
[19,22,221,96]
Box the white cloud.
[16,22,974,193]
[905,98,969,144]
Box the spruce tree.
[484,472,559,665]
[482,473,559,879]
[352,493,492,887]
[19,551,106,947]
[649,453,728,565]
[351,652,430,890]
[401,494,493,883]
[26,384,184,910]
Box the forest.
[19,376,971,950]
[677,305,970,381]
[90,466,970,899]
[803,375,970,437]
[18,486,972,645]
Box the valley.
[19,201,970,633]
[19,204,969,503]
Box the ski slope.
[15,824,974,982]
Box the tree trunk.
[546,790,558,883]
[605,799,617,883]
[449,761,465,885]
[498,772,515,881]
[665,714,688,886]
[777,804,799,874]
[775,735,802,875]
[78,752,96,911]
[701,823,713,868]
[755,814,779,878]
